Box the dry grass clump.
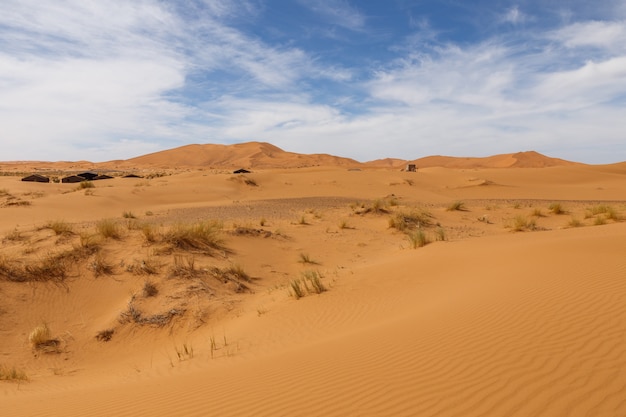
[119,298,185,327]
[408,230,429,248]
[42,220,74,236]
[88,253,114,277]
[95,329,115,342]
[3,228,25,242]
[96,219,122,239]
[164,221,224,253]
[28,323,60,352]
[122,211,136,219]
[511,215,538,232]
[587,205,622,222]
[531,208,545,217]
[298,252,319,265]
[168,255,201,279]
[141,223,159,243]
[568,217,584,228]
[388,210,433,232]
[230,174,257,186]
[446,201,467,211]
[142,281,159,297]
[77,181,95,190]
[0,252,70,283]
[208,265,251,292]
[0,364,28,382]
[289,270,326,299]
[548,202,566,215]
[127,256,161,275]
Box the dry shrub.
[89,253,114,277]
[142,281,159,297]
[549,202,566,215]
[141,223,159,243]
[127,257,161,275]
[511,215,538,232]
[446,201,467,211]
[95,329,114,342]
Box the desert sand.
[1,142,626,416]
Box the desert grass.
[141,223,159,243]
[531,208,545,217]
[89,253,114,277]
[169,255,201,279]
[95,329,115,342]
[408,230,429,248]
[142,281,159,297]
[303,270,326,294]
[0,365,28,382]
[549,202,566,215]
[176,343,194,361]
[511,215,538,232]
[43,220,73,236]
[568,217,584,228]
[289,279,305,299]
[594,216,607,226]
[122,211,136,219]
[3,228,25,242]
[127,256,161,275]
[0,252,71,283]
[388,210,433,232]
[28,323,60,352]
[224,263,251,282]
[588,205,623,221]
[119,298,185,327]
[76,233,103,256]
[338,219,353,230]
[435,226,446,241]
[96,219,122,239]
[447,201,467,211]
[164,221,224,253]
[77,181,95,189]
[298,252,319,265]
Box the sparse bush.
[168,255,198,278]
[531,208,545,217]
[141,223,159,243]
[122,211,136,219]
[127,256,161,275]
[225,263,251,282]
[594,216,607,226]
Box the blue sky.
[1,0,625,163]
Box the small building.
[233,168,251,174]
[405,164,417,172]
[21,174,50,183]
[77,171,98,181]
[61,175,86,183]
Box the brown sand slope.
[2,158,626,416]
[107,141,361,169]
[409,151,579,169]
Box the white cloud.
[552,20,626,52]
[502,6,528,25]
[298,0,366,31]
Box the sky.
[1,0,626,164]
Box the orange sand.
[1,143,626,416]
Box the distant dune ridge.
[0,141,601,171]
[100,142,583,170]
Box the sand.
[1,143,626,416]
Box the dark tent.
[77,171,98,181]
[93,174,113,180]
[61,175,86,183]
[123,174,143,178]
[21,174,50,183]
[233,168,251,174]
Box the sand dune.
[2,144,626,416]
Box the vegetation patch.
[0,365,28,382]
[164,221,224,254]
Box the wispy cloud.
[501,6,529,25]
[297,0,366,31]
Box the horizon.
[2,1,626,164]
